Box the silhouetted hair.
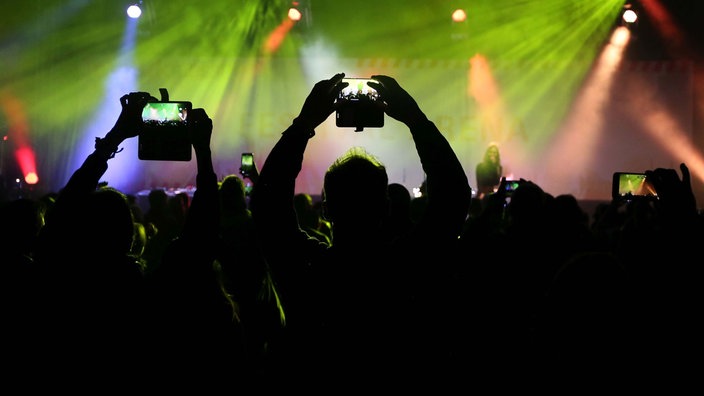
[219,174,248,214]
[148,188,169,209]
[482,143,501,164]
[84,186,135,256]
[0,198,45,256]
[323,147,388,222]
[293,193,317,228]
[387,183,412,214]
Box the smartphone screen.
[504,180,520,195]
[336,78,384,129]
[612,172,658,200]
[240,152,254,176]
[142,102,190,125]
[241,152,253,167]
[338,78,381,102]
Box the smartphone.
[240,152,254,177]
[139,101,193,161]
[611,172,658,201]
[503,180,520,196]
[335,78,384,130]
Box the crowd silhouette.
[1,73,702,392]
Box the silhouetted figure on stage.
[475,142,503,200]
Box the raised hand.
[368,75,427,126]
[112,91,158,139]
[188,107,213,153]
[645,163,698,219]
[294,72,347,132]
[96,91,158,156]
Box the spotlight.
[620,3,638,28]
[288,1,312,27]
[127,4,142,19]
[288,7,302,22]
[451,9,467,23]
[622,9,637,24]
[450,8,468,40]
[24,172,38,185]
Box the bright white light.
[25,172,39,185]
[127,5,142,19]
[622,9,637,24]
[452,9,467,23]
[288,7,302,21]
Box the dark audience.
[140,187,183,275]
[383,182,414,242]
[21,92,157,388]
[458,167,703,391]
[292,192,332,245]
[213,171,285,381]
[1,76,702,391]
[141,106,265,387]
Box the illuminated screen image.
[142,102,190,126]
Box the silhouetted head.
[552,194,589,226]
[148,188,169,210]
[322,147,389,230]
[83,186,135,256]
[219,174,248,214]
[0,198,45,256]
[169,191,190,215]
[293,192,319,230]
[483,143,501,165]
[387,183,412,220]
[505,180,548,226]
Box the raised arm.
[64,92,155,196]
[369,75,472,241]
[251,74,345,239]
[40,92,155,240]
[179,107,218,249]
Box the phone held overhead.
[612,172,658,201]
[240,152,254,177]
[138,88,193,161]
[335,77,384,132]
